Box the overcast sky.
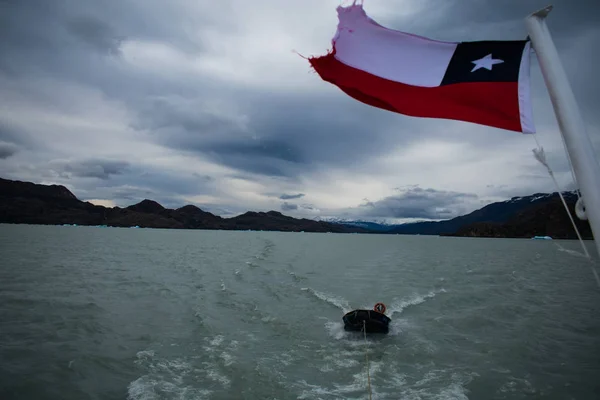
[1,0,599,222]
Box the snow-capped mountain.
[318,191,580,236]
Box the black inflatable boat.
[342,309,391,334]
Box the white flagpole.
[525,5,600,258]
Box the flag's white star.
[471,54,504,72]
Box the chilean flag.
[309,4,535,133]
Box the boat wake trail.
[386,288,446,318]
[254,239,275,261]
[300,287,351,313]
[555,242,587,258]
[128,335,240,400]
[293,345,474,399]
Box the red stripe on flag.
[309,52,523,133]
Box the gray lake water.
[0,224,599,399]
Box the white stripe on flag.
[332,5,458,88]
[518,41,535,133]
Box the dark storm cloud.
[244,92,402,167]
[96,169,214,198]
[353,187,479,220]
[0,123,21,158]
[50,159,130,180]
[0,122,31,147]
[0,0,217,58]
[131,96,314,178]
[0,0,222,97]
[0,1,117,76]
[200,139,305,178]
[205,139,303,163]
[0,142,17,159]
[137,91,400,178]
[163,90,414,179]
[192,173,214,182]
[383,0,600,41]
[69,164,220,208]
[280,193,305,200]
[281,202,298,211]
[132,88,405,179]
[0,124,16,142]
[132,97,245,136]
[65,15,123,55]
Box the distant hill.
[0,177,592,239]
[330,192,592,239]
[386,192,578,235]
[449,194,592,239]
[0,177,368,233]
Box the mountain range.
[327,192,592,239]
[0,177,366,233]
[0,177,592,239]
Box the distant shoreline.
[0,222,593,242]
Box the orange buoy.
[373,302,386,314]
